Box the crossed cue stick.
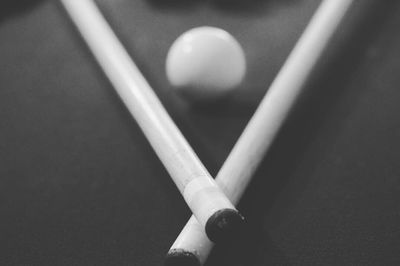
[60,0,354,265]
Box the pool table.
[1,0,400,265]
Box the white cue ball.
[166,26,246,102]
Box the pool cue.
[60,0,244,243]
[165,0,355,265]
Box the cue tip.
[165,249,201,266]
[205,208,245,243]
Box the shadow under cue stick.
[60,0,244,243]
[165,0,355,265]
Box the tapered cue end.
[165,249,201,266]
[205,208,245,243]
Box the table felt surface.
[1,0,400,265]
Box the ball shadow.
[0,0,45,22]
[146,0,201,10]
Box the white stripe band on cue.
[183,177,234,227]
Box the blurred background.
[1,0,400,265]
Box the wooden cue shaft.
[167,0,355,264]
[60,0,243,242]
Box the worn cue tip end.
[165,249,201,266]
[205,208,245,243]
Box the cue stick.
[60,0,244,243]
[165,0,355,265]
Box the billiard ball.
[166,26,246,102]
